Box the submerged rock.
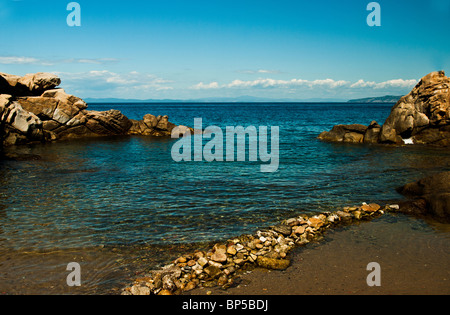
[396,171,450,222]
[271,223,292,236]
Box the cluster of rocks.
[122,202,394,295]
[0,72,190,148]
[318,71,450,146]
[317,121,382,144]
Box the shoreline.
[121,202,399,295]
[188,212,450,295]
[1,207,447,295]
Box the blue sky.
[0,0,449,100]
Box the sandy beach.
[188,213,450,295]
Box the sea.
[0,102,449,294]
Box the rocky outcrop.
[0,72,190,148]
[396,171,450,222]
[318,71,450,146]
[0,94,44,146]
[0,72,61,96]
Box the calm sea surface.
[1,103,449,294]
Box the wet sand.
[0,247,133,295]
[0,243,204,295]
[189,213,450,295]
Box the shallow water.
[0,103,449,294]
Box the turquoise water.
[1,102,450,294]
[1,103,449,250]
[0,104,450,252]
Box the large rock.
[318,71,450,146]
[128,114,178,137]
[0,95,11,146]
[1,99,44,145]
[380,71,450,145]
[0,72,187,148]
[16,96,59,120]
[85,110,133,136]
[318,124,367,143]
[363,121,382,144]
[1,73,26,96]
[1,72,61,96]
[396,171,450,222]
[18,73,61,95]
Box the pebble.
[130,285,150,296]
[197,257,208,267]
[256,256,290,270]
[294,225,306,234]
[235,244,244,251]
[227,245,237,255]
[217,275,228,286]
[184,280,198,291]
[204,265,221,278]
[272,224,292,236]
[211,252,227,263]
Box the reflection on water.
[0,103,449,294]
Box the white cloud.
[191,77,417,92]
[237,69,283,75]
[0,56,119,66]
[308,79,350,88]
[374,79,418,89]
[70,58,118,64]
[192,78,352,90]
[350,79,376,88]
[192,82,220,89]
[0,56,51,65]
[350,79,417,89]
[56,70,174,97]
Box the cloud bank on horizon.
[0,0,448,100]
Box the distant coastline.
[347,95,402,103]
[84,95,400,104]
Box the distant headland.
[347,95,402,103]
